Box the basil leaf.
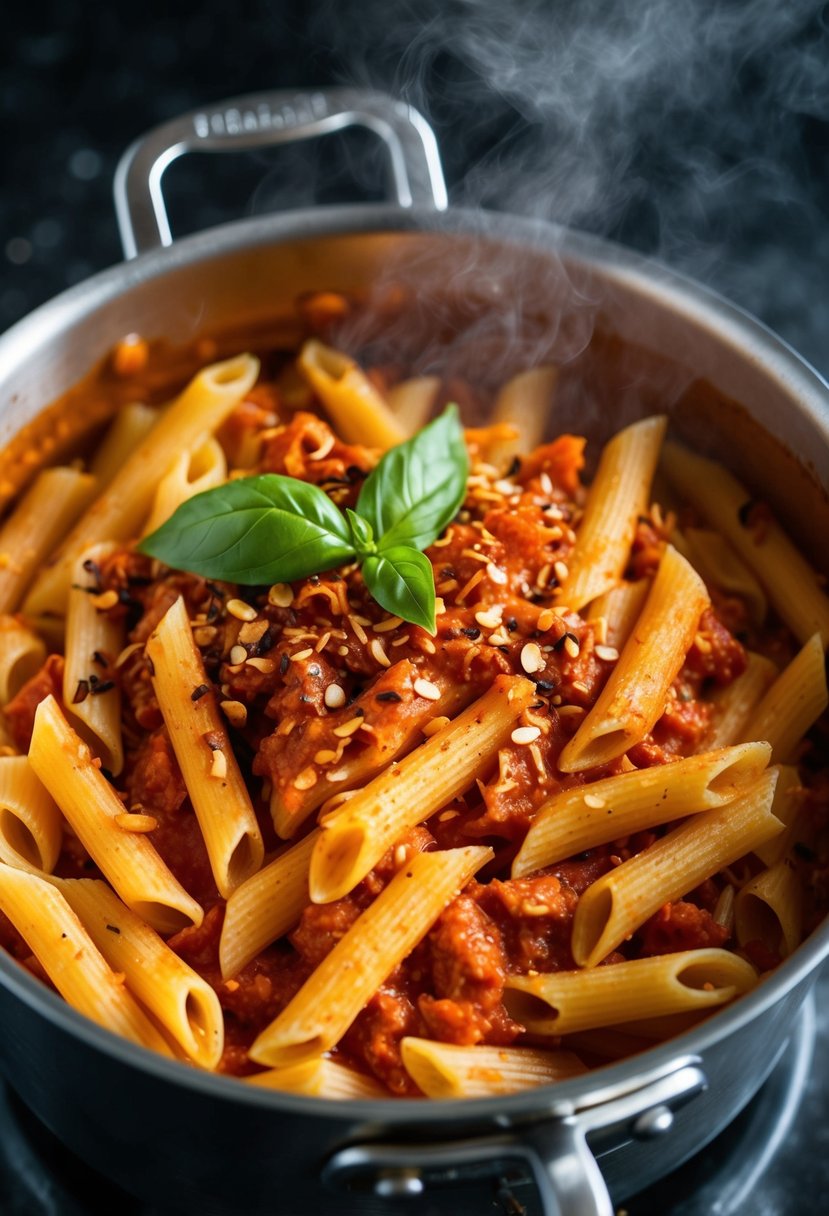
[346,507,377,558]
[357,405,469,551]
[138,474,355,584]
[362,544,436,635]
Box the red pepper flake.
[72,679,90,704]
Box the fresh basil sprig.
[138,405,469,634]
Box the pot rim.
[1,201,828,1125]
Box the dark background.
[2,0,829,373]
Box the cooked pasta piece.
[248,845,492,1068]
[54,878,223,1068]
[554,415,667,611]
[486,365,557,468]
[0,616,46,706]
[504,949,758,1035]
[245,1058,387,1099]
[742,633,828,762]
[0,756,62,873]
[386,375,441,433]
[142,437,227,536]
[63,543,125,776]
[571,769,782,967]
[298,340,407,449]
[755,766,806,867]
[28,695,203,934]
[682,527,768,625]
[586,578,650,651]
[400,1037,586,1098]
[219,831,317,979]
[558,545,709,772]
[512,741,771,877]
[23,354,259,615]
[89,402,158,484]
[309,675,534,903]
[734,859,802,958]
[698,651,779,751]
[661,441,829,646]
[0,467,97,614]
[0,866,172,1054]
[145,597,264,898]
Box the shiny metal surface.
[113,89,448,258]
[0,100,828,1215]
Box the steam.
[310,0,829,372]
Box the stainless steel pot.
[0,89,827,1216]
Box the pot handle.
[113,88,448,259]
[321,1059,707,1215]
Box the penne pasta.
[0,865,172,1055]
[89,402,159,484]
[309,675,534,903]
[386,375,441,434]
[298,340,407,449]
[0,755,62,874]
[734,859,802,958]
[219,831,317,979]
[555,415,667,611]
[0,615,46,706]
[0,467,97,614]
[559,545,709,772]
[661,440,829,647]
[512,741,771,877]
[142,437,228,536]
[504,949,758,1035]
[571,769,782,967]
[53,877,223,1068]
[698,651,779,751]
[248,845,492,1068]
[400,1037,586,1098]
[755,766,806,867]
[28,695,203,934]
[245,1057,387,1099]
[486,365,557,468]
[63,543,125,775]
[23,354,259,615]
[145,597,264,898]
[742,633,828,763]
[682,527,768,625]
[586,578,650,652]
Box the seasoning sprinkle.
[520,642,545,674]
[373,616,403,633]
[293,767,318,791]
[375,690,403,703]
[324,683,346,709]
[210,749,228,779]
[268,583,294,608]
[511,725,542,745]
[228,644,247,666]
[475,607,503,629]
[594,644,620,662]
[90,589,119,611]
[487,563,508,585]
[114,812,158,833]
[422,716,450,737]
[227,598,257,622]
[369,638,391,668]
[220,700,248,728]
[191,683,210,702]
[247,657,276,673]
[537,608,556,632]
[584,793,607,809]
[333,716,365,738]
[414,678,441,702]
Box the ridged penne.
[54,878,223,1068]
[486,365,557,467]
[504,949,758,1035]
[0,467,97,614]
[698,651,779,751]
[219,831,317,979]
[63,543,125,775]
[249,845,492,1068]
[245,1057,387,1099]
[298,340,407,449]
[28,696,203,934]
[309,675,534,903]
[0,756,62,873]
[661,441,829,646]
[571,769,782,967]
[400,1037,586,1098]
[386,375,441,434]
[142,437,228,536]
[743,633,828,762]
[0,866,172,1055]
[555,415,667,611]
[559,545,709,772]
[23,354,259,615]
[734,859,802,958]
[586,578,650,651]
[512,741,771,877]
[682,527,768,625]
[89,402,159,484]
[0,615,46,706]
[145,597,264,898]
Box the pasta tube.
[743,633,828,762]
[571,769,782,966]
[146,597,264,898]
[249,845,492,1068]
[245,1058,387,1099]
[298,340,407,449]
[487,365,557,467]
[0,756,62,873]
[28,696,203,934]
[504,949,758,1035]
[0,616,46,706]
[699,651,778,751]
[559,545,709,772]
[400,1038,586,1098]
[141,437,227,536]
[512,741,771,877]
[734,860,802,958]
[309,675,534,903]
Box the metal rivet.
[373,1169,425,1197]
[633,1104,675,1139]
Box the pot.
[0,88,827,1216]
